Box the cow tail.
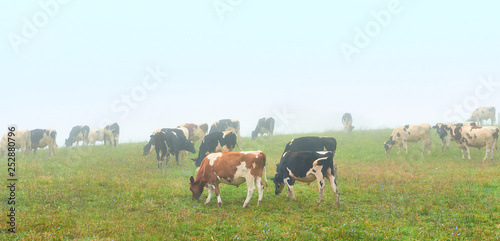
[236,141,243,152]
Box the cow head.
[251,130,258,140]
[184,140,196,153]
[432,123,448,141]
[64,138,72,148]
[189,176,204,200]
[272,164,285,195]
[384,136,395,153]
[142,143,152,156]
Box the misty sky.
[1,1,499,146]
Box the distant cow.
[468,107,496,125]
[209,119,242,146]
[189,151,267,208]
[0,129,31,156]
[103,123,120,147]
[149,128,196,168]
[88,128,105,145]
[342,113,354,134]
[252,117,275,140]
[192,131,238,168]
[384,124,432,154]
[65,125,90,147]
[31,129,58,156]
[453,124,499,162]
[272,151,339,207]
[177,123,209,143]
[432,122,476,151]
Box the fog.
[1,1,499,147]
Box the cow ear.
[189,176,194,184]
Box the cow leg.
[175,152,180,166]
[156,149,162,169]
[256,176,264,206]
[205,184,214,204]
[403,140,408,154]
[397,145,402,155]
[214,184,222,206]
[284,178,296,201]
[466,146,471,160]
[243,176,255,208]
[326,168,340,208]
[315,175,326,206]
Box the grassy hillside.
[1,129,499,240]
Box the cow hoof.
[218,202,222,207]
[258,201,262,206]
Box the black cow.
[272,151,339,207]
[104,123,120,147]
[252,117,275,140]
[150,128,196,168]
[31,129,58,156]
[283,136,337,155]
[192,131,238,168]
[65,125,90,147]
[209,119,242,145]
[342,113,354,134]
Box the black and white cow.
[272,151,339,207]
[252,117,275,140]
[31,129,58,156]
[104,123,120,147]
[468,107,496,126]
[192,131,238,168]
[342,113,354,134]
[65,125,90,147]
[88,128,105,145]
[149,128,196,168]
[209,119,242,145]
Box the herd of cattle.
[0,106,498,207]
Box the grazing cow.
[142,128,192,156]
[468,107,496,125]
[88,128,105,145]
[189,151,267,208]
[209,119,242,146]
[342,113,354,134]
[192,131,238,168]
[177,123,208,143]
[432,122,476,151]
[252,117,275,140]
[65,125,90,147]
[453,124,499,162]
[0,129,31,156]
[31,129,57,156]
[272,151,339,207]
[103,123,120,147]
[384,124,432,154]
[149,128,196,168]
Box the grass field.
[1,128,499,240]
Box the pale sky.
[1,1,499,146]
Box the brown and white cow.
[31,129,58,156]
[189,151,267,208]
[384,124,432,154]
[0,129,31,156]
[468,107,496,126]
[177,123,208,143]
[88,128,105,145]
[453,124,499,162]
[432,122,476,151]
[342,113,354,134]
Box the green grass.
[1,129,499,240]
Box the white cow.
[384,124,432,154]
[453,124,499,162]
